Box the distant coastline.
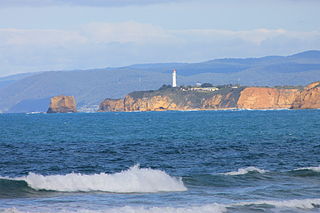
[98,81,320,112]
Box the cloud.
[0,0,190,7]
[82,22,175,44]
[0,22,320,76]
[2,22,319,47]
[0,29,86,46]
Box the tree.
[159,84,172,90]
[201,83,213,88]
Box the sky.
[0,0,320,77]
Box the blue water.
[0,110,320,213]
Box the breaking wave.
[0,165,186,193]
[2,199,320,213]
[294,166,320,172]
[234,198,320,210]
[222,167,267,175]
[0,204,227,213]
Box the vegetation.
[200,83,213,88]
[159,84,172,90]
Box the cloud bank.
[0,22,320,76]
[0,0,190,7]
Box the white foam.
[222,167,267,175]
[96,204,227,213]
[234,198,320,209]
[14,165,187,193]
[4,199,320,213]
[294,166,320,172]
[0,204,227,213]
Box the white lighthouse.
[172,69,177,87]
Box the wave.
[222,167,267,175]
[294,166,320,172]
[234,198,320,210]
[0,204,227,213]
[0,165,186,194]
[2,198,320,213]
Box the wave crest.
[1,204,227,213]
[13,165,186,193]
[222,167,267,175]
[3,199,320,213]
[294,166,320,172]
[235,198,320,210]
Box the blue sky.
[0,0,319,77]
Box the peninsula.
[99,81,320,112]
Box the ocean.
[0,110,319,213]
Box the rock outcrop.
[291,81,320,109]
[47,95,77,113]
[99,87,243,112]
[98,81,320,112]
[99,98,125,112]
[237,88,299,109]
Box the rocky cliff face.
[99,98,125,112]
[98,82,320,112]
[237,88,299,109]
[291,81,320,109]
[99,88,243,112]
[123,95,180,111]
[47,95,77,113]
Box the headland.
[98,81,320,112]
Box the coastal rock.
[123,95,180,111]
[291,81,320,109]
[99,88,243,112]
[237,88,298,109]
[99,98,125,112]
[47,95,77,113]
[202,92,239,109]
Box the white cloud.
[0,29,87,46]
[82,22,175,44]
[2,23,319,47]
[0,22,320,76]
[0,0,191,7]
[174,28,320,45]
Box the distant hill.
[0,50,320,113]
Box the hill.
[0,50,320,113]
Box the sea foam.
[3,199,320,213]
[294,166,320,172]
[1,204,227,213]
[222,166,267,175]
[234,198,320,210]
[14,165,186,193]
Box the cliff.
[291,81,320,109]
[99,87,244,112]
[237,88,299,109]
[47,95,77,113]
[99,81,320,112]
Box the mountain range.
[0,50,320,113]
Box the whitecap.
[234,198,320,210]
[294,166,320,172]
[0,204,227,213]
[222,167,267,175]
[13,165,187,193]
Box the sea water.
[0,110,319,213]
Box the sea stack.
[47,95,77,113]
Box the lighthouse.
[172,69,177,87]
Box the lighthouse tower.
[172,69,177,87]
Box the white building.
[172,69,177,87]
